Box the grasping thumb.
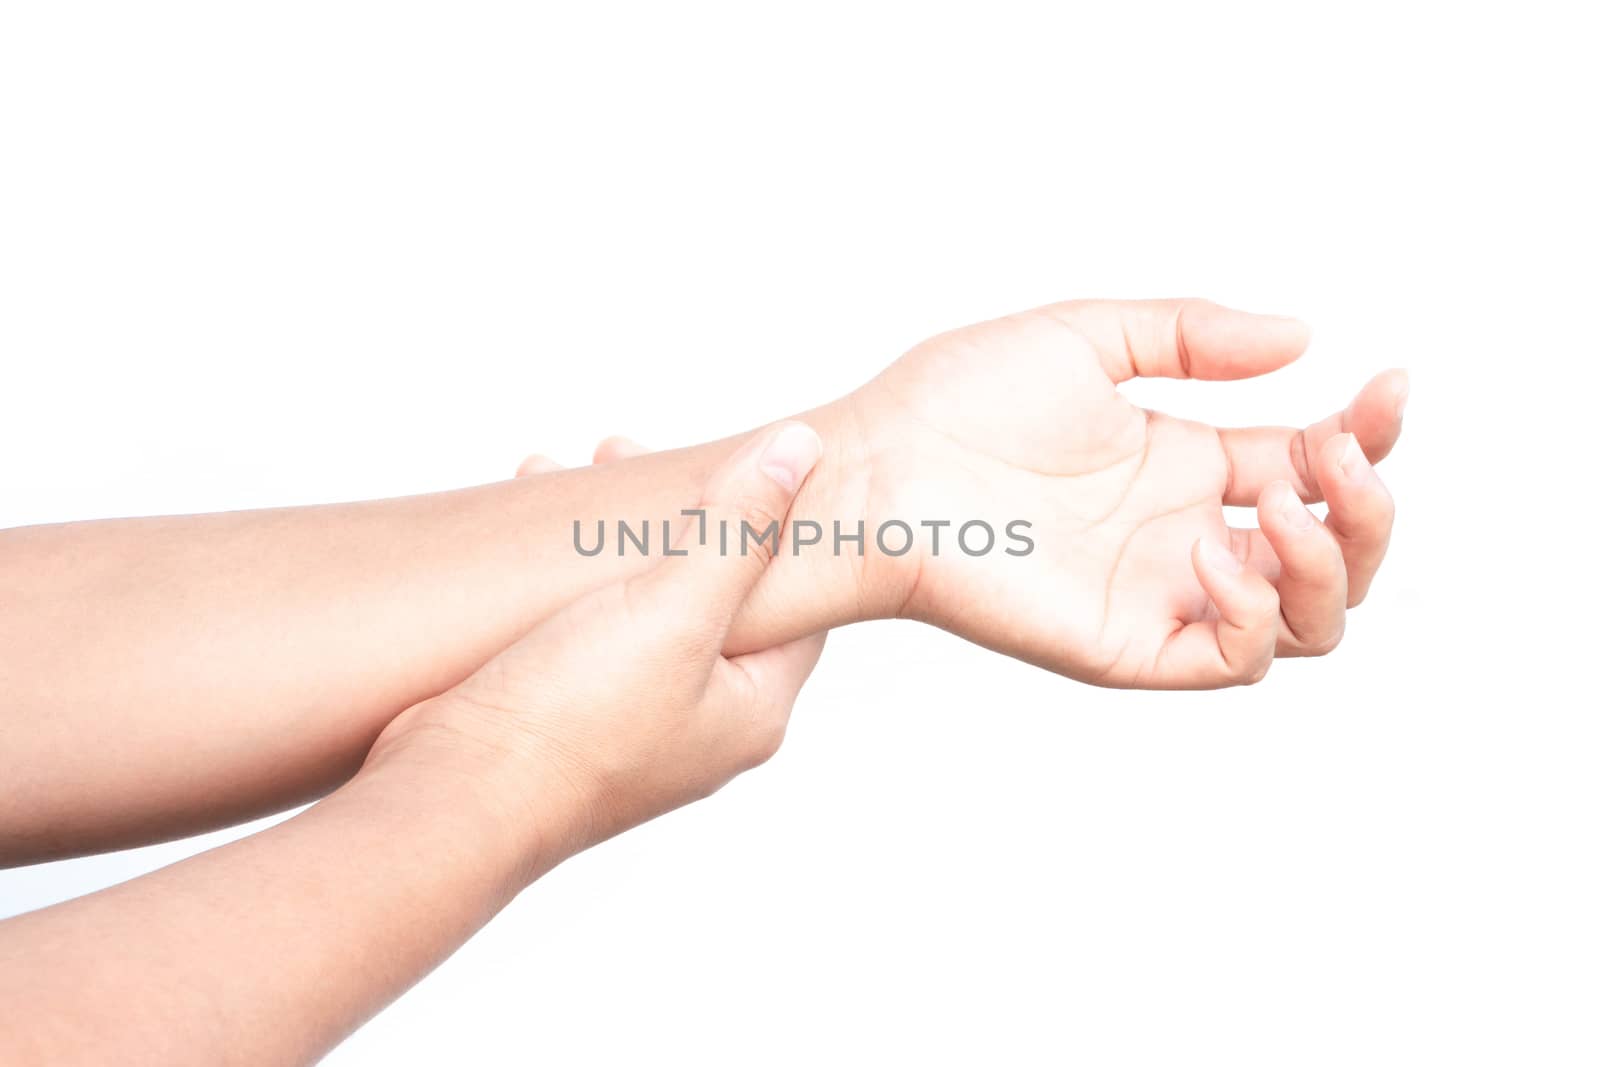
[633,420,822,641]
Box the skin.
[532,302,1402,685]
[849,298,1403,686]
[0,424,827,1067]
[0,298,1404,864]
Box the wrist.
[736,393,915,640]
[362,696,599,888]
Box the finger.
[1318,432,1396,607]
[727,631,827,709]
[630,421,823,642]
[1220,368,1408,504]
[1045,298,1311,383]
[514,453,563,477]
[593,435,650,464]
[518,435,652,476]
[1257,481,1347,656]
[1228,526,1280,582]
[704,631,826,769]
[1152,537,1280,688]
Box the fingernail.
[1198,535,1243,575]
[1393,374,1410,419]
[758,422,823,493]
[1277,485,1314,531]
[1338,434,1370,480]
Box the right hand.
[370,421,828,872]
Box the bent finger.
[1151,537,1280,688]
[514,453,564,477]
[594,435,650,464]
[1318,432,1396,607]
[727,631,827,708]
[1257,481,1347,656]
[1220,368,1407,504]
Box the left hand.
[839,298,1404,688]
[510,298,1404,691]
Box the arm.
[0,423,826,1066]
[1,297,1408,864]
[0,401,876,864]
[0,745,542,1065]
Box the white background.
[2,3,1596,1064]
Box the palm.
[851,300,1405,688]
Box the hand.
[369,422,828,873]
[840,298,1404,688]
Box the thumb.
[1049,298,1310,383]
[632,420,823,640]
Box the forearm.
[0,396,886,863]
[0,726,558,1066]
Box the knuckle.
[726,495,785,563]
[1289,429,1315,494]
[1340,474,1395,532]
[691,777,728,805]
[618,572,656,622]
[749,721,788,768]
[1374,476,1397,513]
[1373,495,1397,534]
[1305,627,1345,657]
[1352,491,1396,535]
[620,577,691,648]
[742,708,790,769]
[1233,656,1272,686]
[1250,596,1282,631]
